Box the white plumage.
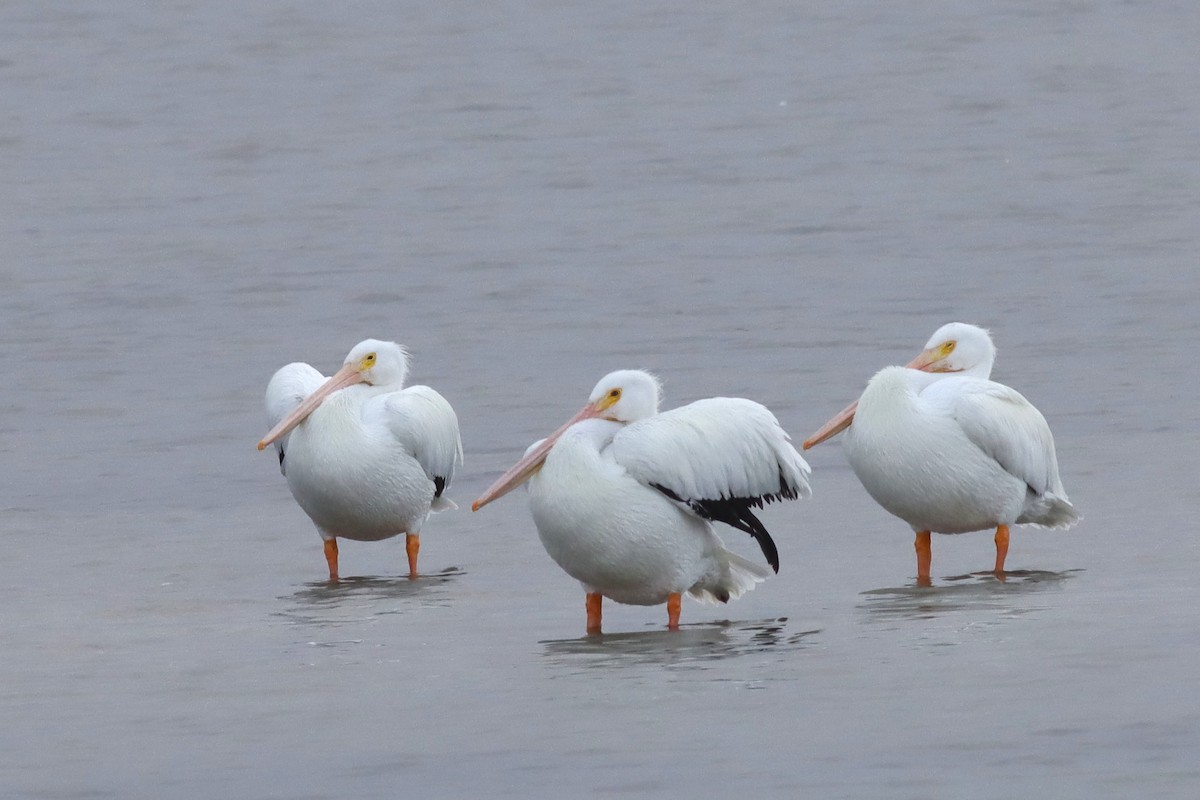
[473,369,810,633]
[613,397,811,506]
[264,362,324,474]
[258,339,462,581]
[805,322,1078,582]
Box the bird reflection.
[859,569,1081,620]
[540,618,819,671]
[276,567,464,628]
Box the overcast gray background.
[3,2,1198,798]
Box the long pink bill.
[802,399,858,450]
[472,403,603,511]
[904,346,953,373]
[257,364,364,451]
[802,346,956,450]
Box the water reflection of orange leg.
[994,524,1009,582]
[666,593,682,630]
[586,592,603,635]
[324,538,339,583]
[405,533,420,579]
[914,531,932,587]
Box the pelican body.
[805,323,1078,583]
[258,339,462,581]
[474,370,811,633]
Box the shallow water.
[3,1,1199,797]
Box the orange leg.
[994,524,1010,579]
[324,538,339,583]
[914,530,932,586]
[586,592,603,635]
[405,533,420,579]
[666,593,682,630]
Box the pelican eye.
[942,341,956,355]
[596,387,622,411]
[360,352,377,369]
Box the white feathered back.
[369,385,464,495]
[922,377,1066,497]
[610,397,812,503]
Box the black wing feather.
[651,482,784,573]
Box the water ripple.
[858,569,1083,620]
[273,568,465,628]
[540,617,820,672]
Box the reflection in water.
[859,569,1082,620]
[275,567,464,628]
[541,618,819,672]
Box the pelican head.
[257,338,408,451]
[803,322,996,449]
[472,368,660,511]
[908,322,995,378]
[346,339,410,388]
[588,369,662,423]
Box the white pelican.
[257,339,463,582]
[804,323,1078,584]
[472,370,811,634]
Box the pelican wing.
[372,385,464,501]
[609,397,811,572]
[264,361,325,474]
[926,378,1065,497]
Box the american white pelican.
[257,339,463,581]
[472,370,811,634]
[804,323,1078,584]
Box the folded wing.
[370,385,464,501]
[925,378,1066,498]
[609,397,811,572]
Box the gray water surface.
[3,2,1199,798]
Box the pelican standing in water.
[257,339,462,581]
[473,370,811,634]
[804,323,1078,584]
